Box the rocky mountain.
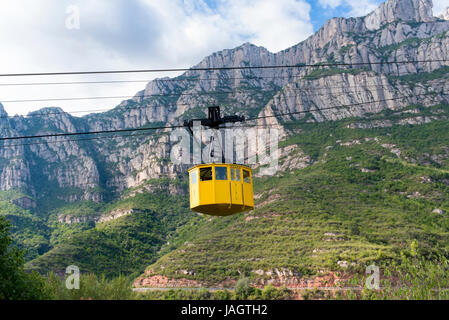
[1,0,449,282]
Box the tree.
[0,216,51,300]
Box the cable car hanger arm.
[183,106,245,163]
[183,106,245,134]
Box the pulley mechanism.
[183,106,245,133]
[184,106,245,163]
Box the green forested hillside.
[25,193,194,278]
[0,190,49,260]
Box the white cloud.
[433,0,449,16]
[318,0,381,17]
[218,0,313,52]
[318,0,344,9]
[0,0,313,116]
[344,0,381,17]
[320,0,449,18]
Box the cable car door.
[230,167,243,206]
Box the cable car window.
[243,169,250,183]
[236,169,241,181]
[230,168,235,181]
[191,170,198,184]
[200,167,212,181]
[215,167,228,180]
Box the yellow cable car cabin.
[188,163,254,216]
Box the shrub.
[213,289,232,300]
[234,277,256,300]
[45,273,137,300]
[262,285,292,300]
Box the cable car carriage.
[188,163,254,216]
[184,106,254,216]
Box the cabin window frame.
[243,169,251,184]
[200,167,213,181]
[215,166,228,181]
[190,169,198,184]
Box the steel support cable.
[0,59,446,77]
[2,79,446,120]
[0,91,445,147]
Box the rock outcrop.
[365,0,435,30]
[11,197,36,210]
[57,208,137,224]
[0,103,7,119]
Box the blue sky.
[308,0,381,30]
[0,0,446,116]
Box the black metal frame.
[184,106,245,133]
[184,106,245,163]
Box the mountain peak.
[364,0,435,30]
[0,103,7,118]
[238,42,259,49]
[28,107,64,115]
